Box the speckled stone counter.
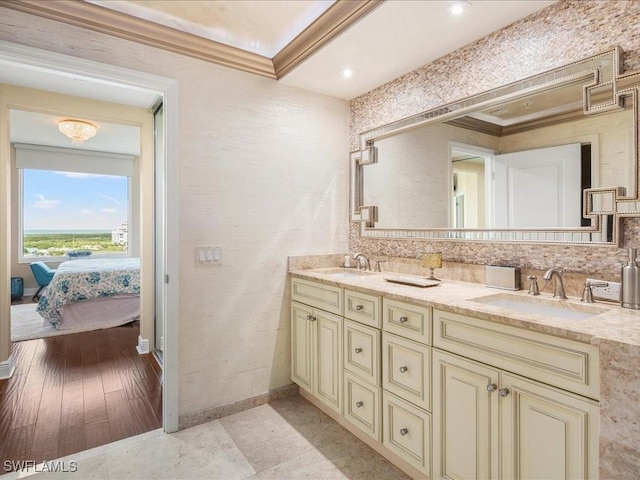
[289,263,640,478]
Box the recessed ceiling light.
[447,1,471,16]
[341,68,356,79]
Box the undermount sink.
[318,268,377,278]
[469,293,608,321]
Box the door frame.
[0,40,179,432]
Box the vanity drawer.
[382,332,431,411]
[383,298,432,345]
[344,372,381,441]
[344,319,380,385]
[382,390,431,476]
[344,288,381,328]
[433,309,600,400]
[291,278,342,315]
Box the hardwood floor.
[0,322,162,473]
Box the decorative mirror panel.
[350,47,640,245]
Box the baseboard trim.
[136,335,150,354]
[0,355,16,380]
[178,383,299,430]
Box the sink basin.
[469,293,607,321]
[317,268,377,278]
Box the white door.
[491,143,582,228]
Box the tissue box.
[486,265,521,290]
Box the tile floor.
[6,395,409,480]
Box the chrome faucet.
[354,253,371,271]
[543,268,568,299]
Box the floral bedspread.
[36,258,140,327]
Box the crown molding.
[273,0,383,78]
[2,0,382,81]
[2,0,276,79]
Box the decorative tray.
[383,274,441,288]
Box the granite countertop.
[290,267,640,347]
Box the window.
[15,143,136,263]
[20,169,131,261]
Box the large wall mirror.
[350,47,640,245]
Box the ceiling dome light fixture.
[447,1,471,16]
[341,67,356,79]
[58,119,98,144]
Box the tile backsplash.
[349,0,640,281]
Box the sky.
[23,170,128,231]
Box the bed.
[36,257,140,330]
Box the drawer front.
[344,288,380,328]
[383,391,431,476]
[291,278,342,315]
[383,332,431,411]
[433,309,600,400]
[344,319,380,385]
[344,372,381,441]
[383,299,432,345]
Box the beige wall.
[0,7,350,417]
[350,0,640,278]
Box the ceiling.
[2,0,556,151]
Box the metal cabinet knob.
[306,314,313,320]
[498,388,510,397]
[399,366,408,373]
[400,428,409,436]
[399,316,408,323]
[355,347,363,353]
[355,401,364,408]
[355,304,364,311]
[310,316,316,322]
[486,383,497,393]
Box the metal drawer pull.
[355,304,364,311]
[355,347,363,353]
[399,366,408,373]
[306,314,313,320]
[400,428,409,436]
[498,388,510,397]
[310,316,316,322]
[399,316,408,323]
[355,401,364,408]
[486,383,497,393]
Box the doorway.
[0,42,179,440]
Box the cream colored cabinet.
[291,299,343,414]
[432,350,500,479]
[433,347,599,480]
[344,371,381,441]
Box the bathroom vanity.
[289,265,640,479]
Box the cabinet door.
[500,373,599,480]
[315,310,343,414]
[433,350,499,480]
[291,301,314,393]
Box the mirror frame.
[350,47,640,246]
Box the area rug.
[10,301,139,342]
[11,303,61,342]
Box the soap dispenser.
[621,248,640,309]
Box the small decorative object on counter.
[423,252,442,280]
[621,247,640,309]
[343,255,351,268]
